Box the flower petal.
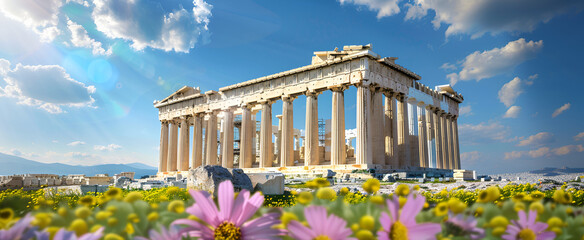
[408,223,442,240]
[400,194,425,226]
[190,190,221,226]
[288,220,317,240]
[218,180,235,222]
[304,206,327,235]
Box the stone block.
[247,172,285,195]
[382,174,396,182]
[325,169,337,178]
[187,166,253,195]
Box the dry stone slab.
[187,166,253,195]
[247,172,285,195]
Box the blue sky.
[0,0,583,174]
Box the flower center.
[389,221,408,240]
[517,228,536,240]
[214,222,242,240]
[313,235,331,240]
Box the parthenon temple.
[154,44,463,175]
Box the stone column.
[452,116,461,169]
[446,115,454,170]
[192,114,203,168]
[260,101,273,168]
[275,115,282,166]
[205,112,218,166]
[158,121,169,172]
[396,95,410,168]
[425,107,434,168]
[434,110,443,169]
[281,96,295,167]
[221,108,234,168]
[417,105,428,168]
[305,91,320,166]
[177,117,190,171]
[356,84,372,165]
[440,112,449,169]
[408,101,419,168]
[370,86,385,165]
[384,92,398,168]
[240,105,253,168]
[167,120,178,171]
[251,113,257,161]
[331,87,346,165]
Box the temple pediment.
[154,86,201,106]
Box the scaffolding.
[318,118,326,146]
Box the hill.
[0,153,157,178]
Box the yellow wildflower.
[168,200,185,213]
[78,196,97,206]
[69,219,88,236]
[434,202,448,216]
[75,207,92,219]
[124,192,143,203]
[104,233,124,240]
[359,215,375,231]
[297,192,313,205]
[355,229,375,240]
[363,178,380,194]
[395,184,410,196]
[316,187,336,200]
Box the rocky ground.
[285,171,584,194]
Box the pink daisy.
[287,206,355,240]
[445,213,484,239]
[502,210,555,240]
[134,225,182,240]
[377,194,441,240]
[173,180,282,240]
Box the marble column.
[452,117,461,169]
[425,107,434,168]
[192,114,203,168]
[396,94,409,168]
[260,101,273,168]
[221,109,234,168]
[408,101,419,168]
[433,111,443,169]
[167,120,178,171]
[331,87,346,165]
[275,115,282,166]
[440,112,449,169]
[205,112,218,166]
[371,86,385,165]
[281,96,295,167]
[356,84,372,165]
[305,91,320,166]
[240,105,253,168]
[384,92,398,168]
[177,117,189,171]
[158,121,169,172]
[251,113,257,161]
[417,105,428,168]
[446,115,454,170]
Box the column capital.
[281,95,297,102]
[368,83,381,92]
[305,89,322,97]
[395,93,408,101]
[328,85,348,92]
[276,115,283,120]
[381,89,398,97]
[221,106,236,112]
[258,99,275,105]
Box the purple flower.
[0,214,34,240]
[287,206,355,240]
[134,225,182,240]
[502,210,555,240]
[445,213,484,239]
[378,194,441,240]
[35,227,104,240]
[173,180,282,240]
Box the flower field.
[1,178,584,239]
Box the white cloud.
[498,77,525,107]
[67,141,86,146]
[528,147,550,158]
[440,62,457,71]
[503,106,521,118]
[67,19,111,56]
[459,105,472,116]
[94,144,122,151]
[91,0,212,53]
[448,39,543,85]
[0,0,63,42]
[552,145,584,156]
[504,151,524,160]
[574,132,584,141]
[552,103,570,118]
[64,152,90,158]
[459,121,510,144]
[0,59,96,114]
[461,151,480,162]
[517,132,553,146]
[404,0,584,38]
[339,0,401,19]
[528,74,538,80]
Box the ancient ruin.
[154,45,463,175]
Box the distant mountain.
[126,162,157,170]
[0,153,157,178]
[529,167,584,175]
